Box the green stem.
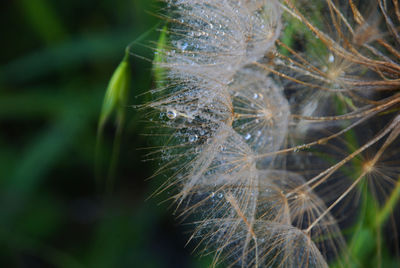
[375,177,400,228]
[105,111,125,197]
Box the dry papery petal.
[183,169,345,267]
[162,0,282,84]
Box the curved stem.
[375,178,400,228]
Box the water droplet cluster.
[145,0,344,266]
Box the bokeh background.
[0,0,211,267]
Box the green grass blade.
[17,0,67,43]
[0,31,135,84]
[98,54,130,131]
[376,178,400,228]
[96,23,160,194]
[96,53,130,194]
[153,25,168,88]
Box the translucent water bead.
[166,109,177,119]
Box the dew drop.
[188,134,198,142]
[166,109,177,119]
[177,41,189,51]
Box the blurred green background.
[0,0,209,267]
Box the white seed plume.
[145,0,347,267]
[230,66,290,156]
[163,0,282,84]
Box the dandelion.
[137,0,400,266]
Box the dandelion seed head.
[230,67,290,155]
[141,0,400,266]
[162,0,282,84]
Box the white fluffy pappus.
[143,0,348,267]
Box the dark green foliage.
[0,0,203,267]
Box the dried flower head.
[140,0,400,267]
